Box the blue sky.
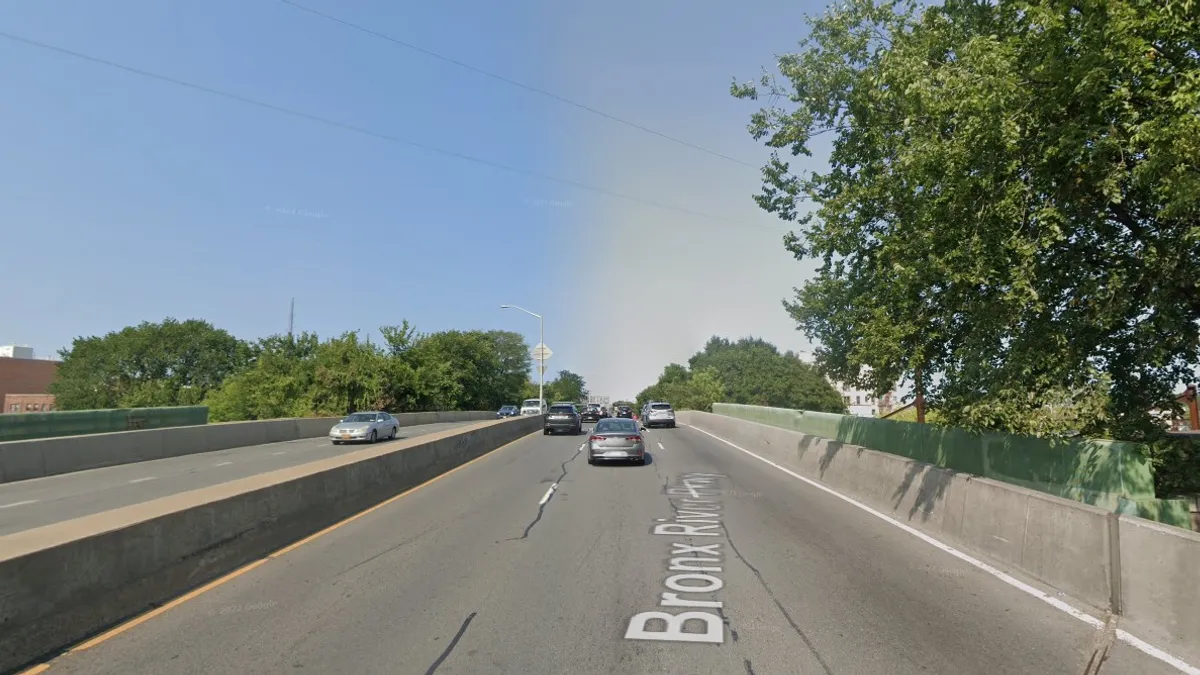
[0,0,829,399]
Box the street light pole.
[501,304,544,411]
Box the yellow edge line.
[24,428,539,670]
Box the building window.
[8,404,17,413]
[856,395,861,405]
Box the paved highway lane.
[35,424,1183,674]
[0,421,478,536]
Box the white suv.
[644,402,676,428]
[520,399,547,415]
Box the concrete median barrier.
[1118,516,1200,653]
[679,410,1200,661]
[0,411,495,484]
[0,414,540,674]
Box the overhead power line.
[278,0,762,170]
[0,32,784,231]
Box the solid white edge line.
[684,423,1200,675]
[539,483,558,506]
[0,499,39,509]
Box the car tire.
[390,426,398,439]
[587,455,595,465]
[332,440,342,445]
[543,429,550,435]
[637,455,647,466]
[369,430,377,443]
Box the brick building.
[0,353,60,413]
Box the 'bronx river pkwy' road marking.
[625,472,729,643]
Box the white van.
[520,399,546,415]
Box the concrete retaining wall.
[680,410,1200,661]
[0,411,494,484]
[0,414,539,674]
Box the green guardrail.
[0,406,209,442]
[712,403,1193,530]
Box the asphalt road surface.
[0,421,478,536]
[34,424,1183,674]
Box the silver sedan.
[586,417,647,466]
[329,411,399,445]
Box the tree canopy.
[50,319,251,410]
[732,0,1199,440]
[51,317,536,421]
[637,336,845,413]
[523,369,590,404]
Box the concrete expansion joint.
[1082,612,1120,675]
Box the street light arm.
[500,304,541,320]
[502,303,546,411]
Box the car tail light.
[627,435,643,442]
[590,435,605,442]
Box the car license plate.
[341,433,351,439]
[604,451,628,458]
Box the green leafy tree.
[545,370,588,403]
[51,318,251,410]
[405,330,530,411]
[637,366,727,412]
[732,0,1200,439]
[204,333,321,422]
[687,337,845,412]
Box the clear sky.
[0,0,830,400]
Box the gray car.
[586,417,646,465]
[329,411,399,445]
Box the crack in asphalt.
[716,606,740,642]
[743,658,757,675]
[424,611,477,674]
[336,520,446,577]
[509,444,583,541]
[721,521,835,675]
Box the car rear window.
[650,403,672,410]
[550,405,576,413]
[595,419,637,433]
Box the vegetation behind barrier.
[0,406,209,442]
[712,403,1193,529]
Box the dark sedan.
[580,403,606,422]
[496,405,519,418]
[615,406,634,419]
[543,403,583,435]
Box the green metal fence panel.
[709,403,1185,524]
[0,406,208,442]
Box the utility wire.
[0,32,784,231]
[279,0,762,170]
